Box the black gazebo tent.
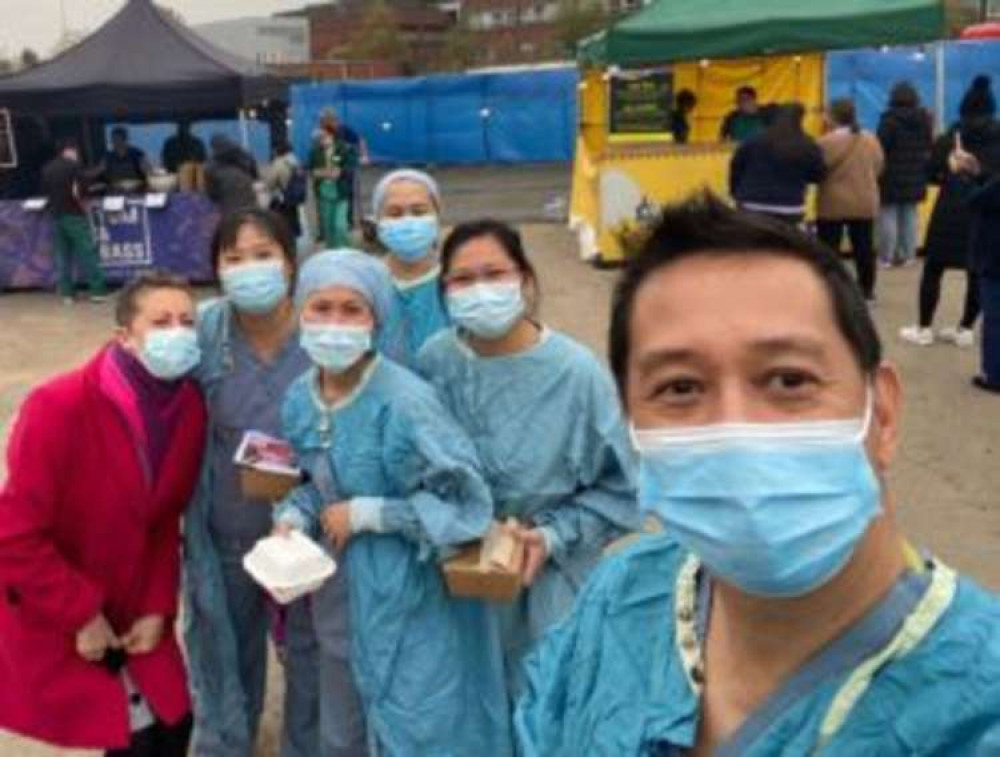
[0,0,287,117]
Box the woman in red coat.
[0,272,207,756]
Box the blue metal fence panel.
[290,67,579,166]
[485,69,577,163]
[827,40,1000,132]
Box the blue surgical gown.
[515,534,1000,756]
[390,268,450,366]
[274,356,512,756]
[416,328,639,691]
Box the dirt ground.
[1,221,998,756]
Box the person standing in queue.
[373,168,451,364]
[876,82,933,268]
[416,219,639,694]
[181,209,319,757]
[899,76,998,349]
[816,98,885,304]
[0,273,206,756]
[729,103,825,226]
[515,195,1000,755]
[272,248,512,756]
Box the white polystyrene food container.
[243,531,336,605]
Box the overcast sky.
[0,0,314,58]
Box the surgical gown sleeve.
[529,366,638,562]
[273,481,325,536]
[368,391,493,551]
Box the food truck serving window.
[0,109,17,168]
[609,70,674,140]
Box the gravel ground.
[1,218,998,756]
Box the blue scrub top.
[515,535,1000,756]
[208,321,310,542]
[391,267,450,366]
[417,327,639,691]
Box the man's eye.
[653,378,703,401]
[766,370,818,392]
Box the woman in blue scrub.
[273,248,512,756]
[372,169,450,364]
[416,219,639,694]
[182,209,321,757]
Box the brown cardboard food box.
[239,466,300,503]
[443,523,524,603]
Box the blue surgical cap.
[372,169,441,216]
[295,248,395,328]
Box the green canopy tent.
[579,0,948,67]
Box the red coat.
[0,346,206,749]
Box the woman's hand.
[76,613,120,662]
[121,615,165,655]
[321,502,353,552]
[518,529,549,587]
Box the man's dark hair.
[115,271,193,327]
[608,193,882,400]
[737,86,757,100]
[111,126,128,140]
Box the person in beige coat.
[817,99,885,302]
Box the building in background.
[194,16,310,65]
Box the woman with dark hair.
[876,82,933,267]
[900,75,999,348]
[0,273,206,755]
[729,103,826,224]
[182,209,323,756]
[671,89,698,145]
[415,219,638,695]
[816,98,885,302]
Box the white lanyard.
[672,554,958,751]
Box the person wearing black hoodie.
[205,134,259,216]
[729,103,825,225]
[876,82,933,267]
[949,82,1000,394]
[900,75,999,349]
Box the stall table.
[0,192,218,291]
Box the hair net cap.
[372,169,441,215]
[296,248,395,328]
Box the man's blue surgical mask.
[221,260,287,314]
[300,323,372,374]
[139,327,201,380]
[446,281,524,340]
[378,215,439,262]
[633,393,881,598]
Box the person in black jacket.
[900,75,998,348]
[953,112,1000,393]
[204,134,259,216]
[671,89,697,145]
[729,103,825,225]
[876,82,933,267]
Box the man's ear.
[869,362,903,473]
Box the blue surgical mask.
[632,395,881,598]
[221,260,288,314]
[300,323,372,373]
[139,327,201,380]
[446,281,525,339]
[377,215,439,262]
